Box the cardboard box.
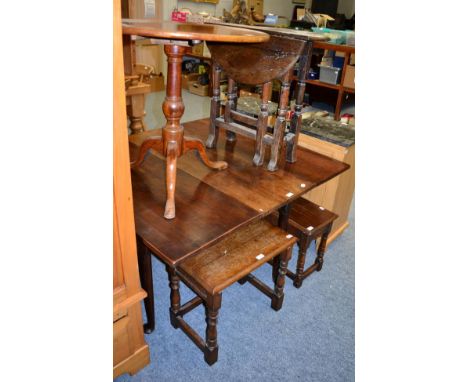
[148,73,165,92]
[190,42,211,58]
[189,81,209,97]
[182,73,200,90]
[296,8,305,20]
[191,42,204,57]
[134,40,163,74]
[343,65,355,89]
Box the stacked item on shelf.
[301,111,355,146]
[181,59,211,96]
[318,51,344,85]
[311,27,355,46]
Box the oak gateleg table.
[122,20,269,219]
[129,118,349,333]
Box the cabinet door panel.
[113,317,131,365]
[114,196,125,290]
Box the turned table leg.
[224,78,237,142]
[227,81,238,142]
[315,224,332,271]
[159,44,187,219]
[287,42,312,163]
[204,293,222,365]
[137,237,155,333]
[271,246,293,311]
[268,70,292,172]
[253,81,272,167]
[293,235,312,288]
[273,204,291,283]
[127,92,148,135]
[206,63,222,148]
[167,265,181,329]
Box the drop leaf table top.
[129,118,349,267]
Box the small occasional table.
[205,21,327,164]
[122,20,269,219]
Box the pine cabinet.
[299,132,354,246]
[113,0,150,377]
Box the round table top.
[122,19,269,43]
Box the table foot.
[130,136,163,167]
[184,138,228,170]
[143,323,155,334]
[205,132,218,149]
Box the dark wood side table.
[206,35,306,171]
[122,20,269,219]
[205,21,327,164]
[129,118,349,334]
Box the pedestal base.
[131,135,227,219]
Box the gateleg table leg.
[271,246,293,311]
[204,293,222,365]
[167,266,181,329]
[137,237,155,333]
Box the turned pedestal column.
[131,44,228,219]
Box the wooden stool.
[269,198,338,288]
[125,64,153,135]
[168,220,297,365]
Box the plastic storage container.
[332,56,345,68]
[318,65,342,85]
[311,28,355,46]
[345,31,355,46]
[311,27,346,44]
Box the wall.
[337,0,354,18]
[162,1,296,20]
[162,1,354,20]
[157,0,353,79]
[264,0,295,18]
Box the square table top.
[129,118,349,267]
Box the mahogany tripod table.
[122,20,269,219]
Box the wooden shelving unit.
[184,50,214,96]
[297,41,355,120]
[185,52,212,62]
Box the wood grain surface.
[129,118,349,267]
[122,19,269,43]
[178,220,297,294]
[204,20,328,42]
[207,36,305,85]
